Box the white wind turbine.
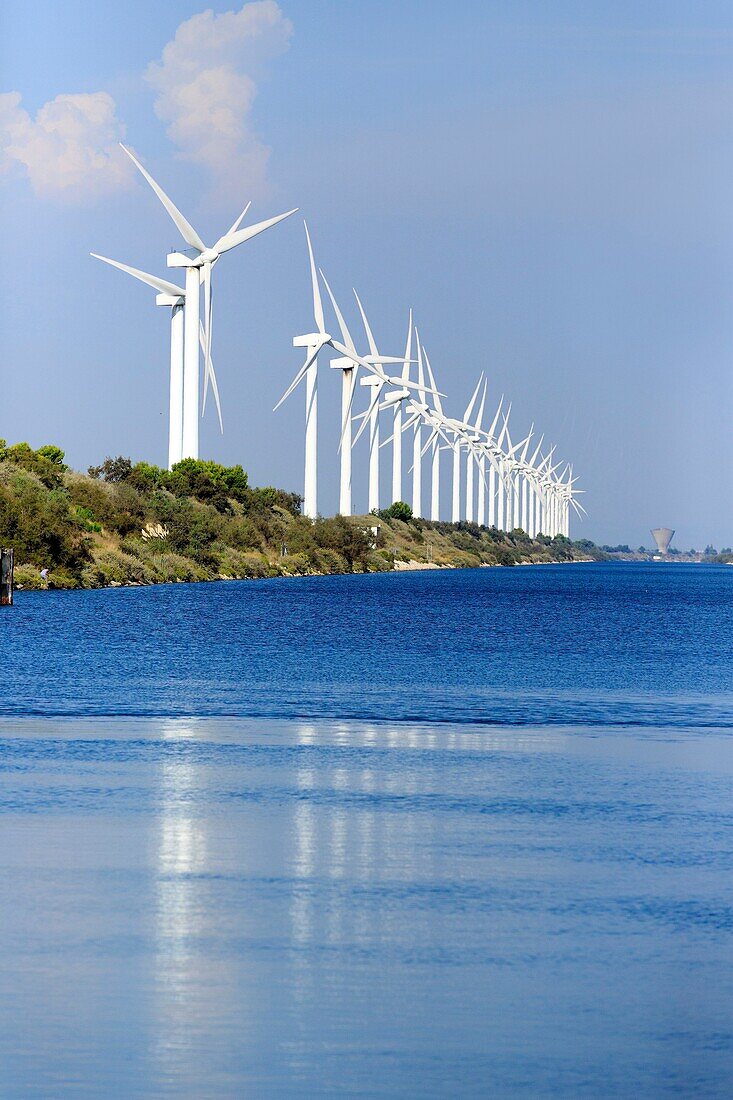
[494,409,512,530]
[479,396,505,528]
[121,144,296,461]
[91,254,222,468]
[462,374,485,523]
[377,341,452,519]
[276,249,423,517]
[514,425,534,532]
[472,379,488,526]
[354,291,392,513]
[422,348,445,521]
[562,469,587,536]
[521,433,544,536]
[506,427,534,532]
[391,311,413,507]
[319,272,360,516]
[536,447,559,534]
[442,375,484,523]
[350,295,440,513]
[410,334,426,516]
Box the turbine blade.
[90,253,183,298]
[352,387,382,447]
[320,269,357,352]
[415,333,426,403]
[353,289,379,359]
[462,372,484,423]
[199,321,223,433]
[303,222,325,333]
[225,201,251,239]
[273,343,322,410]
[422,348,443,415]
[402,309,413,382]
[213,208,298,255]
[120,144,206,253]
[202,262,213,406]
[488,396,504,440]
[420,426,439,459]
[475,378,488,430]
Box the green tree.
[36,444,67,469]
[88,456,134,483]
[382,501,413,521]
[4,443,63,488]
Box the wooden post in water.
[0,549,14,607]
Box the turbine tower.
[391,311,413,506]
[423,349,444,521]
[90,254,222,469]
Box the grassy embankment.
[0,441,603,590]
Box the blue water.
[3,562,732,726]
[1,563,732,1096]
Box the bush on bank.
[0,442,602,589]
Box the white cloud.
[0,90,132,200]
[145,1,293,198]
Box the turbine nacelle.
[381,388,411,406]
[293,332,329,348]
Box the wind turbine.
[350,294,438,513]
[120,143,296,461]
[468,380,484,525]
[462,373,484,524]
[377,341,451,519]
[410,334,425,516]
[389,311,413,506]
[514,425,534,532]
[277,252,422,516]
[444,375,483,523]
[91,253,222,469]
[372,327,429,517]
[494,409,512,530]
[482,396,504,528]
[423,349,444,520]
[354,291,390,513]
[522,433,544,536]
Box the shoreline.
[13,556,601,594]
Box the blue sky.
[2,0,732,547]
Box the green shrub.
[381,501,413,520]
[3,443,64,489]
[14,563,44,589]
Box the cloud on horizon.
[145,1,293,200]
[0,91,132,200]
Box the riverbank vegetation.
[0,440,603,590]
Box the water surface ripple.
[3,562,731,726]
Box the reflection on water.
[152,719,210,1090]
[1,715,733,1096]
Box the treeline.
[0,440,602,590]
[0,442,384,588]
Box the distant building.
[651,527,674,555]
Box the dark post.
[1,549,14,606]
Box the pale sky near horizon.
[1,0,731,548]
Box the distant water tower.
[651,528,674,555]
